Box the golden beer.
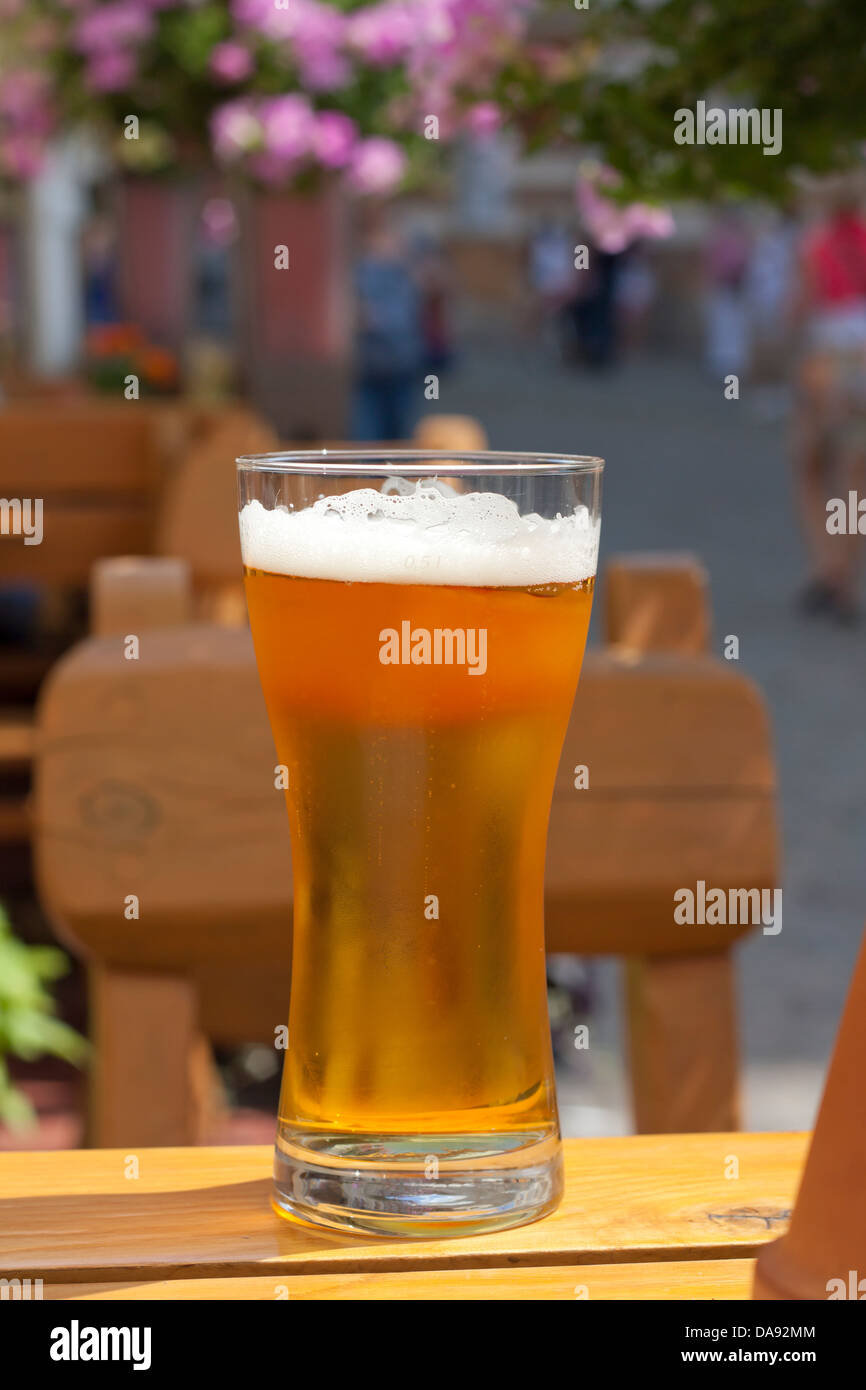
[239,456,602,1236]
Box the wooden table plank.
[0,1133,803,1284]
[43,1258,756,1301]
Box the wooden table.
[0,1132,805,1300]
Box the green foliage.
[507,0,866,201]
[0,904,88,1131]
[159,4,232,80]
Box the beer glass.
[237,451,603,1237]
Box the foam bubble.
[239,480,599,586]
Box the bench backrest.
[0,404,181,585]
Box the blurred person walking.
[747,205,799,390]
[527,219,574,345]
[567,243,623,369]
[414,234,456,376]
[82,200,119,327]
[793,181,866,623]
[351,211,424,441]
[615,243,658,356]
[704,205,752,378]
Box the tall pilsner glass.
[238,451,603,1237]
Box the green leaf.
[159,5,232,79]
[0,1057,36,1132]
[0,1084,36,1131]
[0,903,88,1077]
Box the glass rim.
[236,449,604,477]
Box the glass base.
[273,1128,564,1239]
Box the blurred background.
[2,0,866,1151]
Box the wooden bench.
[31,554,778,1146]
[0,401,269,846]
[0,402,173,848]
[0,403,170,587]
[0,1131,804,1299]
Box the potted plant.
[1,0,535,430]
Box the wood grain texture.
[42,1257,756,1301]
[0,1133,805,1284]
[534,649,776,956]
[86,968,220,1149]
[33,625,289,973]
[625,953,741,1134]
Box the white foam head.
[239,479,599,586]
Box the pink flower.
[232,0,351,92]
[291,3,350,85]
[231,0,294,40]
[85,51,137,94]
[296,48,351,93]
[348,2,414,65]
[0,70,52,123]
[465,101,502,138]
[624,203,676,242]
[347,136,407,194]
[1,132,46,179]
[311,110,358,169]
[74,1,154,55]
[260,94,315,163]
[576,168,675,254]
[211,98,263,161]
[210,41,255,85]
[0,70,55,147]
[204,0,536,186]
[232,0,347,49]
